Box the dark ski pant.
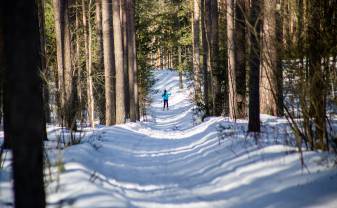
[163,100,168,109]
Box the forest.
[0,0,337,207]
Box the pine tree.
[112,0,127,124]
[102,0,116,125]
[3,0,46,206]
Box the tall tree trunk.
[205,0,214,115]
[0,12,10,148]
[121,0,130,119]
[201,0,210,115]
[192,0,202,104]
[102,0,116,125]
[126,0,137,122]
[95,0,105,124]
[248,0,261,132]
[178,45,184,89]
[82,0,95,127]
[260,0,283,116]
[227,0,237,119]
[308,0,326,150]
[53,0,77,130]
[234,0,247,118]
[37,0,51,129]
[3,0,46,206]
[210,0,221,115]
[112,0,126,124]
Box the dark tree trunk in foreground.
[248,0,261,132]
[102,0,116,125]
[3,0,46,207]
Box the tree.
[102,0,116,125]
[126,0,138,122]
[53,0,78,130]
[248,0,261,132]
[3,0,46,206]
[201,0,211,116]
[260,0,283,116]
[227,0,238,119]
[95,0,106,124]
[82,0,95,127]
[234,0,247,118]
[192,0,202,104]
[112,0,127,124]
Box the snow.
[1,69,337,207]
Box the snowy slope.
[1,69,337,208]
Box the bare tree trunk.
[102,0,116,125]
[248,0,261,132]
[3,0,46,206]
[227,0,238,119]
[260,0,282,116]
[82,0,95,127]
[75,4,83,108]
[235,0,247,118]
[37,0,51,130]
[193,0,202,104]
[205,0,214,115]
[0,13,9,148]
[121,0,130,119]
[308,0,326,150]
[95,0,105,124]
[201,0,210,115]
[126,0,137,122]
[53,0,77,130]
[112,0,126,124]
[178,45,184,89]
[210,0,221,115]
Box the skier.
[162,89,171,110]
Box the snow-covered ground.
[1,70,337,208]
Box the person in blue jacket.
[162,89,171,110]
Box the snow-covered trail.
[1,70,336,207]
[44,70,337,208]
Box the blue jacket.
[162,92,171,100]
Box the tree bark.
[82,0,95,127]
[53,0,77,130]
[178,45,184,89]
[126,0,137,122]
[121,0,130,120]
[112,0,126,124]
[205,0,214,115]
[192,0,202,104]
[234,0,247,118]
[3,0,46,206]
[227,0,238,119]
[95,0,105,124]
[201,0,210,115]
[308,0,326,150]
[102,0,116,125]
[248,0,261,132]
[260,0,283,116]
